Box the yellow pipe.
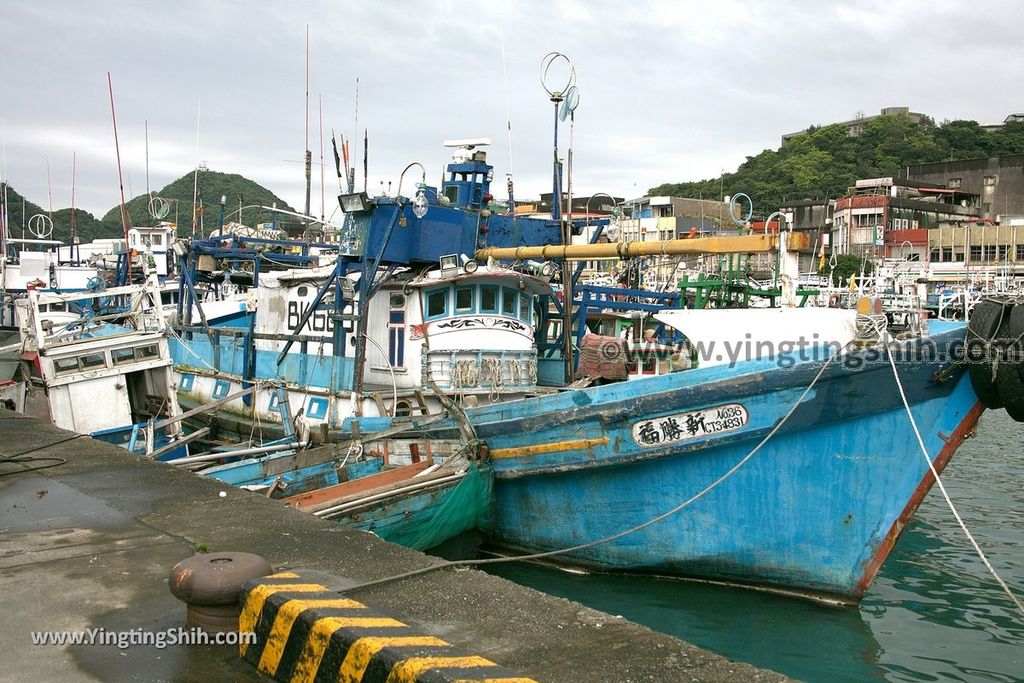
[476,233,810,261]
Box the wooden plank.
[281,461,432,509]
[152,384,258,431]
[148,427,210,460]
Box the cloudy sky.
[2,0,1022,219]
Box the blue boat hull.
[466,325,981,602]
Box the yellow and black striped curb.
[240,572,540,683]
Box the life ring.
[966,299,1013,409]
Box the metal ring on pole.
[728,193,753,227]
[148,196,170,220]
[541,52,576,99]
[28,214,53,239]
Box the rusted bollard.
[168,552,273,632]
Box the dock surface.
[0,411,790,682]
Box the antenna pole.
[499,16,515,216]
[319,94,325,222]
[353,77,359,191]
[145,119,151,198]
[191,101,201,237]
[71,151,77,261]
[45,156,53,219]
[303,25,312,234]
[107,73,132,245]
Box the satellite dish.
[559,86,580,121]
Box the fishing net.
[373,462,493,551]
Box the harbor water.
[482,409,1024,682]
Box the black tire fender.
[966,299,1013,409]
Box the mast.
[71,151,77,262]
[107,73,132,246]
[319,94,325,223]
[303,25,312,234]
[191,101,201,237]
[499,16,515,215]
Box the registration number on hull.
[631,403,749,447]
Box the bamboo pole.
[477,232,811,261]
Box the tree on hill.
[100,170,299,236]
[649,116,1024,215]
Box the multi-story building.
[830,178,979,260]
[907,154,1024,221]
[781,106,925,147]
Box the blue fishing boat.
[458,309,992,603]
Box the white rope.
[884,335,1024,616]
[480,357,503,401]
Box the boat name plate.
[631,403,749,447]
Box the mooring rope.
[884,332,1024,617]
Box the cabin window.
[136,345,159,360]
[152,234,163,246]
[519,293,532,324]
[425,288,448,319]
[81,353,106,370]
[479,285,498,314]
[212,380,230,399]
[454,286,475,315]
[297,286,309,297]
[306,397,328,420]
[388,294,405,368]
[54,357,78,376]
[501,288,518,317]
[112,348,135,365]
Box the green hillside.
[99,170,298,235]
[650,116,1024,214]
[1,170,299,248]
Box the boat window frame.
[424,287,449,321]
[454,285,476,316]
[112,348,136,366]
[519,293,533,324]
[479,285,499,314]
[501,287,518,318]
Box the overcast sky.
[2,0,1022,219]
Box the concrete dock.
[0,410,790,682]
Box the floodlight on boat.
[526,260,557,279]
[412,183,429,219]
[439,253,459,274]
[339,192,371,213]
[460,254,479,274]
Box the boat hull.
[469,326,981,602]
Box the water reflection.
[477,411,1024,682]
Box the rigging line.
[342,345,843,594]
[884,332,1024,617]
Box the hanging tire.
[995,306,1024,421]
[966,299,1013,409]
